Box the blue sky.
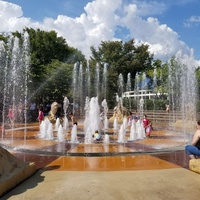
[1,0,200,62]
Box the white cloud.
[0,0,196,62]
[129,0,167,17]
[183,15,200,27]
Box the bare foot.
[189,155,196,159]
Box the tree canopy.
[90,39,154,105]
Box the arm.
[191,130,200,145]
[145,120,151,128]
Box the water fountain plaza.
[0,44,197,157]
[1,34,200,198]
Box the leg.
[185,145,200,159]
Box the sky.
[1,0,200,63]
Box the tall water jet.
[0,32,30,142]
[102,63,108,99]
[152,68,158,121]
[95,63,100,97]
[22,32,30,144]
[85,64,91,97]
[101,99,109,130]
[118,73,124,98]
[134,72,140,112]
[72,62,79,114]
[168,51,197,135]
[78,63,83,115]
[125,73,132,110]
[1,40,7,139]
[84,97,100,143]
[63,97,69,130]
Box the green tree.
[90,39,154,106]
[24,28,85,104]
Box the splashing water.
[57,125,65,142]
[70,124,79,143]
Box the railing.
[107,109,183,123]
[122,90,168,99]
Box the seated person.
[185,120,200,159]
[94,130,101,141]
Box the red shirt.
[143,118,149,128]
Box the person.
[185,120,200,159]
[143,114,152,137]
[128,112,133,130]
[134,110,140,120]
[69,112,78,126]
[7,105,15,127]
[29,101,37,121]
[37,106,44,124]
[94,130,101,141]
[165,104,170,113]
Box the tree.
[23,28,86,104]
[90,39,154,106]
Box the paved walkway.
[1,123,200,200]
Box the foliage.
[23,28,85,104]
[90,39,154,107]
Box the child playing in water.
[128,112,133,130]
[94,130,101,141]
[7,105,15,127]
[37,106,44,124]
[143,114,152,137]
[69,112,78,126]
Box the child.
[69,112,78,126]
[166,104,170,113]
[8,105,15,127]
[143,114,152,137]
[37,106,44,124]
[94,130,101,141]
[128,112,133,130]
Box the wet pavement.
[0,123,190,170]
[1,122,199,200]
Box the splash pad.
[0,110,191,157]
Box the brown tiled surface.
[0,122,190,171]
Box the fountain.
[84,96,100,143]
[63,97,69,130]
[0,33,36,196]
[0,32,199,197]
[70,124,79,143]
[57,124,65,142]
[0,33,196,198]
